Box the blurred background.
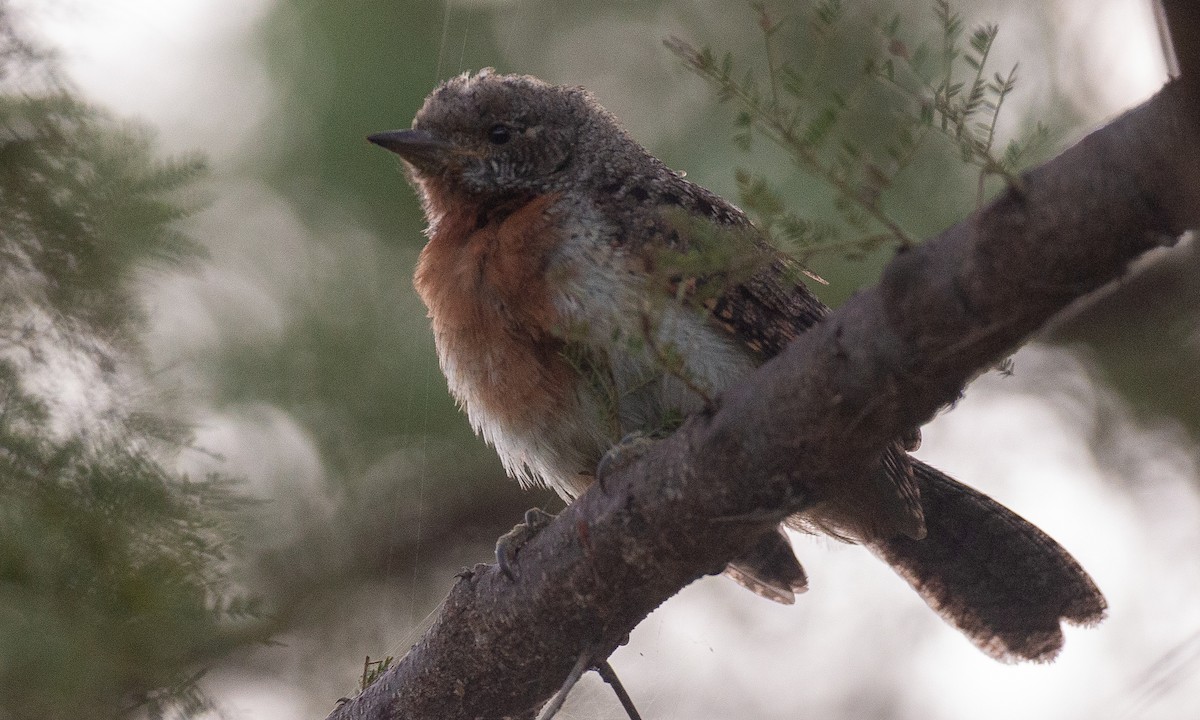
[2,0,1198,718]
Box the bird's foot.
[495,507,556,580]
[595,431,664,491]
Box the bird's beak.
[368,129,456,173]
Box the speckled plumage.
[371,69,1106,660]
[390,69,923,541]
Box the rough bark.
[327,77,1200,720]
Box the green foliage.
[0,91,208,350]
[872,1,1049,201]
[359,655,394,691]
[0,8,261,718]
[0,361,256,720]
[666,0,1050,264]
[652,206,774,305]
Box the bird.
[369,68,1106,663]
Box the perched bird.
[369,69,1106,662]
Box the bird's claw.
[595,431,663,491]
[495,507,556,580]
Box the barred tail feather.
[870,459,1107,662]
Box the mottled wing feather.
[706,256,828,360]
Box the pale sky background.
[18,1,1200,718]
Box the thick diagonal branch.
[328,81,1200,720]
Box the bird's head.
[370,69,618,205]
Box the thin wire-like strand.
[596,660,644,720]
[536,653,590,720]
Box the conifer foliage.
[0,6,257,718]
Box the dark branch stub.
[596,661,645,720]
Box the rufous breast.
[413,192,574,432]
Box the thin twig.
[665,37,917,247]
[537,652,591,720]
[596,661,644,720]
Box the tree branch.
[328,81,1200,720]
[1162,0,1200,84]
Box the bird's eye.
[488,124,512,145]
